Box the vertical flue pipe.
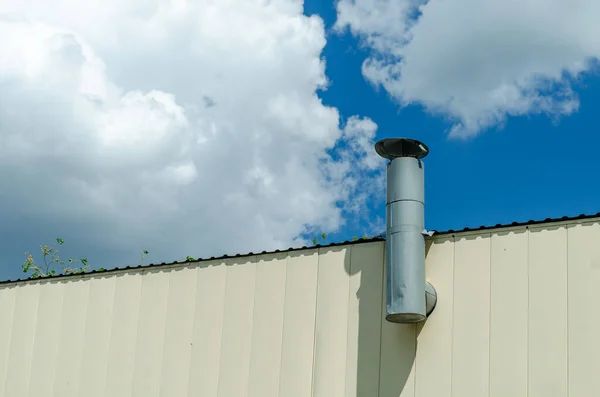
[375,138,431,323]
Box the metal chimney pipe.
[375,138,437,324]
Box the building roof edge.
[2,212,599,285]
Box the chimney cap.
[375,138,429,160]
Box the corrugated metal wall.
[0,219,599,397]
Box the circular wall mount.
[374,138,429,160]
[425,281,437,317]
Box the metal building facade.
[0,218,598,397]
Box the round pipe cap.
[375,138,429,160]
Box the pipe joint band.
[387,225,424,235]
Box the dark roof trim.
[437,212,600,234]
[2,212,599,285]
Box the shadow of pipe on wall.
[345,238,434,397]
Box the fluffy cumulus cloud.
[0,0,385,275]
[335,0,600,138]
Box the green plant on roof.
[21,237,90,279]
[311,232,328,246]
[22,230,384,280]
[21,238,154,279]
[140,249,149,266]
[311,231,386,246]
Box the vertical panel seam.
[171,267,200,394]
[215,260,230,397]
[22,286,41,397]
[414,242,419,397]
[412,323,417,397]
[129,273,144,396]
[276,256,289,397]
[343,246,353,397]
[2,287,18,396]
[310,249,321,397]
[100,277,117,396]
[74,280,92,397]
[104,278,120,394]
[376,243,383,397]
[78,281,94,395]
[377,242,385,397]
[566,226,570,397]
[26,287,40,396]
[245,257,260,397]
[526,228,530,397]
[214,264,228,397]
[50,284,67,396]
[27,285,47,396]
[414,330,418,397]
[154,271,172,396]
[187,267,201,356]
[450,236,456,397]
[181,266,200,394]
[1,289,16,397]
[185,265,204,395]
[488,234,492,397]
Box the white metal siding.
[0,219,599,397]
[489,230,528,397]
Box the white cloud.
[0,0,384,274]
[335,0,599,138]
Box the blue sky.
[305,0,600,241]
[2,0,600,280]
